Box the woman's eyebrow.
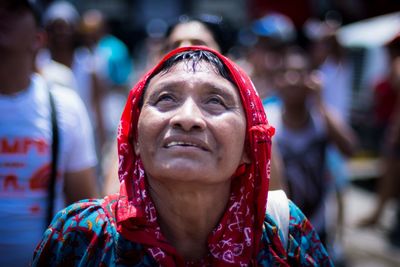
[204,82,240,101]
[148,81,183,93]
[149,78,238,100]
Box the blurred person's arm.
[308,71,358,157]
[358,100,400,227]
[52,85,100,204]
[64,168,99,205]
[358,74,400,227]
[321,105,357,156]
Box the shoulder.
[61,196,115,221]
[263,191,311,249]
[33,197,118,266]
[287,200,315,232]
[33,73,85,112]
[286,201,333,266]
[47,78,94,133]
[50,83,85,110]
[261,200,333,266]
[45,197,117,241]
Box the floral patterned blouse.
[32,195,333,266]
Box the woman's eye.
[207,96,225,106]
[156,94,175,103]
[152,93,178,110]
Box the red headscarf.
[115,46,277,265]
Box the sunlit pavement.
[342,185,400,267]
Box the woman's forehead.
[149,60,234,87]
[144,60,242,99]
[164,59,218,73]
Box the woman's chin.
[148,166,228,185]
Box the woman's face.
[166,21,220,52]
[136,60,248,184]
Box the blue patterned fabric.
[32,196,333,266]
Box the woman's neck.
[148,178,231,261]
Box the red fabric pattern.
[115,46,277,266]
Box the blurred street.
[342,163,400,267]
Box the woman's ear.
[134,140,140,156]
[240,150,251,164]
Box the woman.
[102,15,227,195]
[33,47,332,266]
[103,16,283,195]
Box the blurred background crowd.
[2,0,400,266]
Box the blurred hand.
[305,70,324,105]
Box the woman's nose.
[170,98,206,131]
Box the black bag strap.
[47,89,59,227]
